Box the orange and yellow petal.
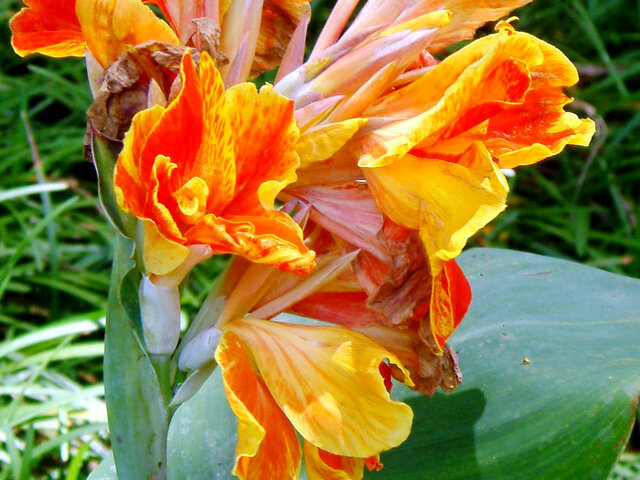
[225,82,300,215]
[430,258,472,350]
[114,104,165,218]
[185,211,315,275]
[216,330,302,480]
[76,0,180,68]
[359,29,592,170]
[296,119,367,168]
[225,318,414,458]
[10,0,85,58]
[304,441,364,480]
[364,143,508,273]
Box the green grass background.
[0,0,639,478]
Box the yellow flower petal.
[225,318,414,458]
[142,219,189,276]
[296,119,367,168]
[365,143,508,273]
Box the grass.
[1,0,639,478]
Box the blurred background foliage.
[0,0,638,478]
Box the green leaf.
[165,249,640,479]
[87,454,116,480]
[104,234,169,479]
[377,248,640,479]
[167,369,237,480]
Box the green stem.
[105,234,170,480]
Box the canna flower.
[113,50,314,277]
[353,23,596,276]
[273,3,595,351]
[215,317,414,480]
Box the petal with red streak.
[225,82,300,215]
[430,258,471,350]
[184,211,314,275]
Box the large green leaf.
[166,248,640,479]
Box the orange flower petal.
[224,82,300,214]
[10,0,85,58]
[430,258,471,350]
[114,104,165,219]
[304,441,364,480]
[225,318,414,458]
[216,330,302,480]
[76,0,180,68]
[185,211,315,275]
[359,30,592,170]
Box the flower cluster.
[11,0,594,479]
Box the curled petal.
[359,30,593,169]
[10,0,84,58]
[185,212,315,275]
[226,318,414,458]
[430,258,471,350]
[216,330,302,480]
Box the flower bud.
[177,326,222,371]
[140,276,181,355]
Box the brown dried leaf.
[191,18,229,67]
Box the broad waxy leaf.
[164,248,640,479]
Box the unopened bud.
[140,276,181,355]
[177,327,222,371]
